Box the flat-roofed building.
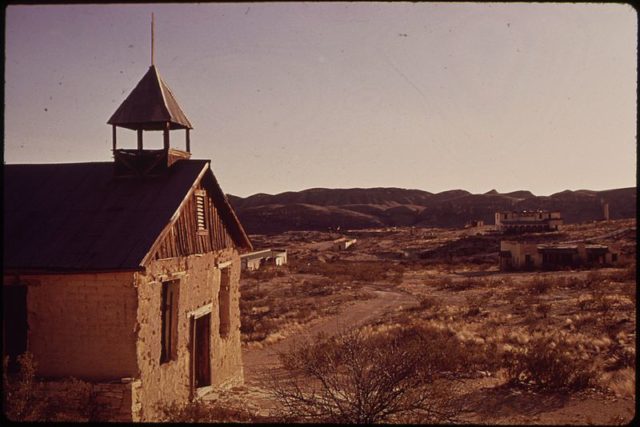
[499,241,622,271]
[495,210,563,234]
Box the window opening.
[219,267,231,338]
[161,279,179,364]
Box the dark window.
[161,280,179,364]
[612,253,618,262]
[219,267,231,338]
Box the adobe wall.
[500,241,541,269]
[7,272,138,380]
[134,248,243,421]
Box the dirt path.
[241,286,417,386]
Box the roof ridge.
[151,65,172,121]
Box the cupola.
[108,14,193,176]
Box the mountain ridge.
[227,186,636,234]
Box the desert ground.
[203,218,636,424]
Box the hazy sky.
[4,2,637,197]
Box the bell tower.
[108,14,193,176]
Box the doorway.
[191,313,211,389]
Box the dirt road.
[242,286,417,386]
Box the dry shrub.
[3,353,49,421]
[503,333,594,390]
[534,302,552,319]
[609,263,636,283]
[418,295,442,310]
[514,294,539,316]
[292,259,405,285]
[245,266,286,281]
[585,270,604,287]
[271,326,463,424]
[528,277,553,295]
[3,353,100,422]
[440,278,480,292]
[603,341,635,371]
[562,275,591,290]
[157,399,260,422]
[463,294,489,318]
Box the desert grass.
[240,266,375,344]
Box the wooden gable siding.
[151,182,234,261]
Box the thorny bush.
[270,326,463,424]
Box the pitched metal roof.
[107,65,193,131]
[4,160,251,272]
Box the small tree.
[270,327,460,424]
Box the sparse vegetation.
[503,332,595,390]
[528,276,553,295]
[157,399,262,423]
[271,327,461,423]
[241,219,636,424]
[240,268,374,343]
[3,353,100,422]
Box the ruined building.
[240,249,288,271]
[3,44,252,421]
[494,210,563,233]
[499,241,622,271]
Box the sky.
[4,2,637,197]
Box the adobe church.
[3,27,252,421]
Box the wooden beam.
[137,129,143,151]
[186,128,191,152]
[164,122,170,150]
[112,125,117,151]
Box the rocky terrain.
[228,187,636,234]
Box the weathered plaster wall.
[500,241,541,270]
[134,248,243,421]
[14,272,138,380]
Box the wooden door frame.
[188,304,213,397]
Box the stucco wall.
[8,272,138,381]
[134,248,243,421]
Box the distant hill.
[227,187,637,234]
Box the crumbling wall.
[19,272,138,380]
[134,248,243,421]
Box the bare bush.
[270,327,461,423]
